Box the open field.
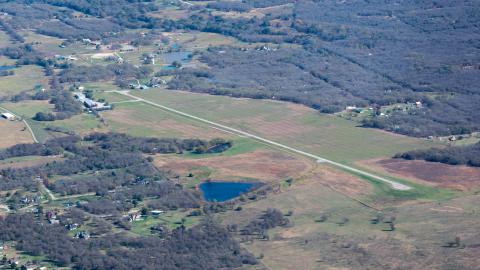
[0,30,12,48]
[359,158,480,191]
[1,99,103,139]
[0,155,62,170]
[0,119,34,147]
[0,65,47,97]
[1,100,52,117]
[114,90,467,195]
[134,89,439,164]
[130,211,201,235]
[218,176,480,270]
[149,7,190,20]
[170,32,241,51]
[154,149,313,183]
[20,30,93,57]
[0,56,15,66]
[212,3,293,19]
[100,101,234,139]
[154,148,374,198]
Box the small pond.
[0,66,15,71]
[200,181,258,202]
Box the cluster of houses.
[54,54,78,61]
[74,231,90,239]
[0,255,47,270]
[74,92,112,111]
[344,101,423,117]
[46,211,59,224]
[125,209,164,223]
[428,132,480,142]
[82,38,102,47]
[129,78,166,90]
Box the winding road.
[0,105,38,143]
[115,91,412,191]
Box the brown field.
[306,163,373,197]
[100,103,231,139]
[212,9,266,19]
[212,4,293,19]
[154,148,372,197]
[149,9,190,20]
[0,155,62,170]
[359,158,480,191]
[154,150,313,182]
[218,175,480,270]
[0,120,34,148]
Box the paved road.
[0,106,38,143]
[116,91,412,191]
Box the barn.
[1,112,15,120]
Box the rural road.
[116,91,412,191]
[0,105,39,143]
[42,183,57,200]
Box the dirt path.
[0,105,38,143]
[116,91,411,191]
[41,183,56,200]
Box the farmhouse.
[151,210,164,216]
[1,112,15,120]
[74,92,112,111]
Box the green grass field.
[0,65,47,96]
[0,30,12,48]
[100,101,236,139]
[1,99,103,141]
[133,89,440,163]
[1,100,51,117]
[92,90,133,103]
[130,211,201,236]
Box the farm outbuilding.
[1,112,15,120]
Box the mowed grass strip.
[99,101,237,139]
[135,89,439,163]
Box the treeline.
[165,47,419,113]
[0,44,47,66]
[0,131,255,269]
[158,1,480,137]
[0,132,231,193]
[37,18,122,40]
[0,214,256,269]
[84,132,233,155]
[33,89,83,121]
[42,0,158,28]
[159,13,291,44]
[58,63,153,84]
[241,208,289,236]
[396,142,480,167]
[362,94,480,137]
[0,18,24,42]
[0,135,79,160]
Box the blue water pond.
[200,181,258,202]
[0,66,15,71]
